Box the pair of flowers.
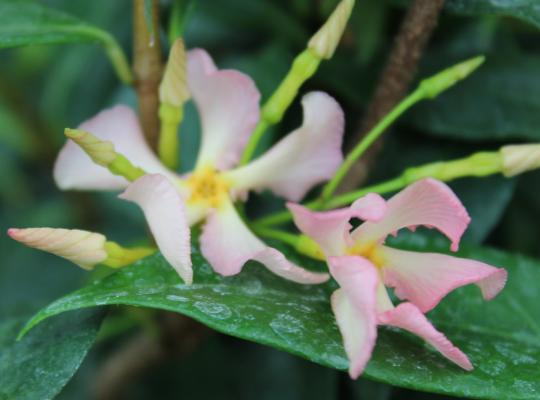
[9,48,506,378]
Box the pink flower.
[53,48,345,285]
[288,178,507,378]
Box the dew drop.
[194,301,232,320]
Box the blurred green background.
[1,0,540,398]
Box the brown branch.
[337,0,445,193]
[133,0,163,150]
[94,313,209,400]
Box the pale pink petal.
[378,303,473,371]
[119,174,192,284]
[226,92,344,201]
[353,179,470,251]
[380,246,507,313]
[328,256,379,378]
[188,49,260,170]
[288,194,386,256]
[200,201,328,284]
[54,105,174,191]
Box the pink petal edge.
[381,246,508,313]
[200,201,328,284]
[328,255,379,378]
[187,48,260,170]
[352,179,470,252]
[119,174,193,284]
[378,302,473,371]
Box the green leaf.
[406,53,540,141]
[446,0,540,30]
[20,237,540,399]
[0,1,132,84]
[0,1,107,48]
[0,309,104,400]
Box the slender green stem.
[320,87,424,202]
[325,177,404,209]
[158,105,183,169]
[52,25,134,85]
[240,49,321,165]
[240,120,270,164]
[100,33,134,85]
[251,226,300,247]
[254,150,504,227]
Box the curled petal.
[378,303,473,371]
[328,256,379,378]
[380,246,507,313]
[8,227,107,270]
[200,201,328,284]
[288,194,386,256]
[188,49,260,170]
[54,105,173,191]
[353,179,470,251]
[227,92,344,201]
[119,174,192,284]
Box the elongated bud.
[308,0,355,59]
[8,228,107,270]
[65,128,146,181]
[500,144,540,177]
[65,128,116,166]
[419,55,485,99]
[8,227,155,270]
[159,39,190,107]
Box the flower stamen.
[185,167,230,209]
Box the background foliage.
[1,0,540,399]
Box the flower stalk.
[319,55,485,203]
[240,0,355,164]
[254,142,540,228]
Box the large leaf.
[446,0,540,30]
[0,1,115,49]
[0,309,104,400]
[20,237,540,399]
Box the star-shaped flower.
[288,178,507,377]
[54,48,345,285]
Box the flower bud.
[500,144,540,177]
[419,56,485,99]
[65,128,116,167]
[65,128,145,182]
[159,38,190,107]
[8,228,107,270]
[308,0,355,59]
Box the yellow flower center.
[346,241,386,268]
[185,166,230,209]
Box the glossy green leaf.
[0,309,104,400]
[0,1,132,84]
[446,0,540,30]
[0,1,111,48]
[20,237,540,399]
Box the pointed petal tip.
[7,228,19,239]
